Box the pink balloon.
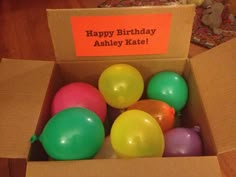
[164,126,203,157]
[51,82,107,122]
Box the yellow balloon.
[110,110,164,158]
[98,64,144,109]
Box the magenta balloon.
[51,82,107,122]
[164,127,203,157]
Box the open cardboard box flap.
[26,157,222,177]
[47,5,195,61]
[0,5,235,177]
[0,59,55,158]
[189,38,236,155]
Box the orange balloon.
[127,99,175,132]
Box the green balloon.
[147,71,188,112]
[30,107,105,160]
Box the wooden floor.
[0,0,207,61]
[0,0,105,60]
[0,1,234,177]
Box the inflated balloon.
[30,107,105,160]
[51,82,107,122]
[110,110,164,158]
[127,99,175,132]
[147,71,188,112]
[164,126,203,157]
[94,136,117,159]
[98,64,144,109]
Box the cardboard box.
[0,5,235,177]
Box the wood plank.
[0,0,104,60]
[0,158,10,177]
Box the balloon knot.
[192,125,201,134]
[30,135,38,143]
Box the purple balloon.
[164,126,203,157]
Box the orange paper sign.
[71,14,172,56]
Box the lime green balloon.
[147,71,188,112]
[110,110,164,158]
[98,64,144,109]
[30,107,105,160]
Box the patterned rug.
[98,0,181,7]
[98,0,236,49]
[192,6,236,48]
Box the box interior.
[28,57,217,161]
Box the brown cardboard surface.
[0,56,223,176]
[190,38,236,154]
[182,61,217,155]
[26,157,222,177]
[217,149,236,177]
[0,59,55,158]
[57,58,186,86]
[47,5,195,61]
